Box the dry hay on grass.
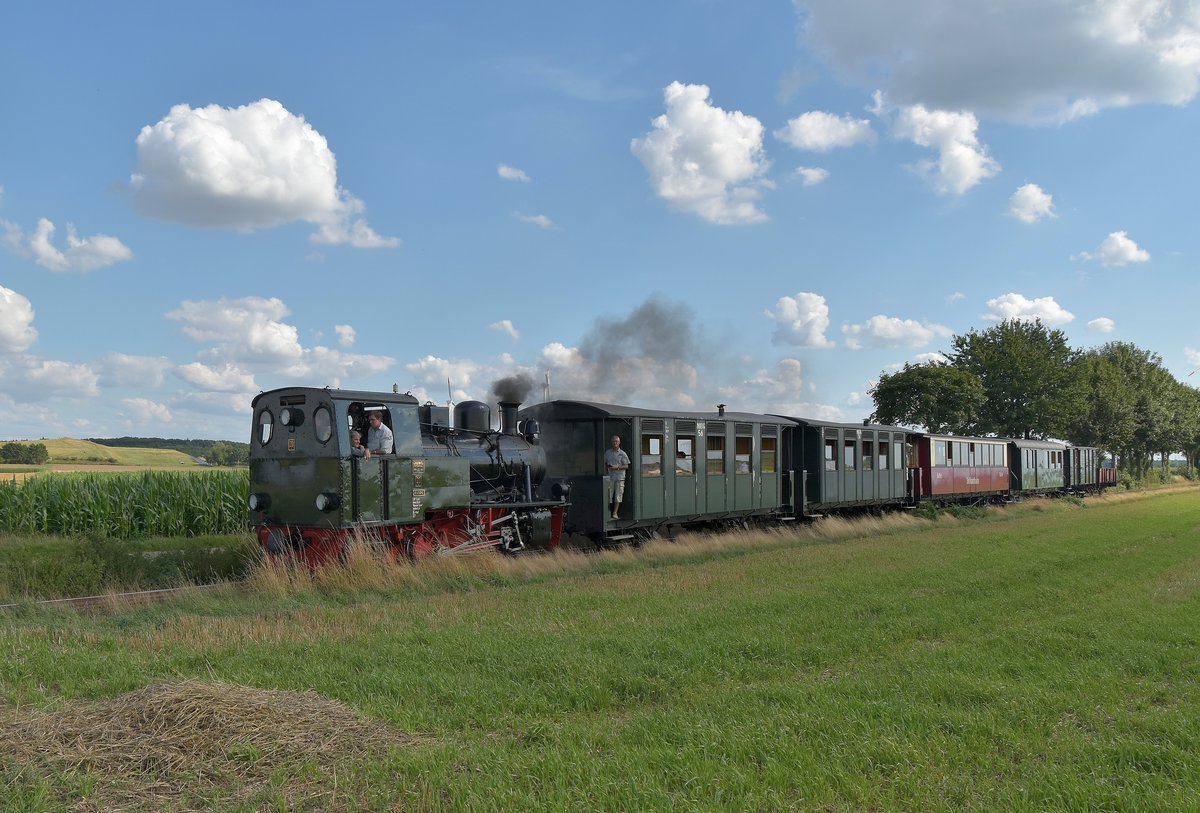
[0,679,417,811]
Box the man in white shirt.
[604,435,630,519]
[367,411,394,454]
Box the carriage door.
[760,426,779,509]
[841,430,860,503]
[733,424,754,510]
[675,421,698,516]
[639,420,666,519]
[705,422,727,513]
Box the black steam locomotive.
[249,387,567,565]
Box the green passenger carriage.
[519,401,796,544]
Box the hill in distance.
[40,438,201,466]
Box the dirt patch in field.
[0,679,420,811]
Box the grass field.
[1,489,1197,811]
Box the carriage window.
[939,441,949,467]
[258,410,273,445]
[676,435,695,476]
[878,438,890,471]
[735,437,752,474]
[762,437,777,474]
[825,439,837,471]
[843,439,856,470]
[968,443,976,466]
[314,405,332,444]
[862,439,874,471]
[642,433,663,477]
[707,434,726,475]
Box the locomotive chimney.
[499,401,520,435]
[717,403,726,417]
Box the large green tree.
[1068,350,1137,455]
[869,363,985,433]
[948,319,1082,439]
[1092,342,1175,476]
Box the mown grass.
[1,489,1197,811]
[0,533,257,601]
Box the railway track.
[0,582,235,613]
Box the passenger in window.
[349,430,371,459]
[367,410,394,454]
[605,435,631,520]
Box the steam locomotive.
[248,387,1116,563]
[249,387,567,565]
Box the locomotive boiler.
[248,387,567,565]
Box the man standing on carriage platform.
[604,434,630,520]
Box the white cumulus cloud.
[1,358,100,402]
[166,296,393,385]
[794,0,1200,124]
[174,362,258,393]
[97,353,170,387]
[516,213,556,229]
[884,97,1000,195]
[631,81,771,224]
[1008,183,1057,223]
[1088,317,1116,333]
[794,166,830,186]
[766,292,836,348]
[775,111,876,151]
[841,315,952,349]
[168,296,303,363]
[406,355,484,403]
[2,218,133,272]
[498,164,531,182]
[983,292,1074,325]
[122,398,172,424]
[129,99,398,248]
[490,320,520,340]
[0,285,38,352]
[1095,230,1151,266]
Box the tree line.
[1,443,49,465]
[869,319,1200,477]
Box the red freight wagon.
[913,434,1010,501]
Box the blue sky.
[2,1,1199,441]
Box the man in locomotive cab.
[367,409,394,454]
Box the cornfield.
[0,470,249,538]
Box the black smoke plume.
[492,373,535,403]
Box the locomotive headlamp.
[315,492,340,512]
[279,407,305,427]
[248,493,271,511]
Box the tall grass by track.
[1,488,1198,811]
[0,469,248,538]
